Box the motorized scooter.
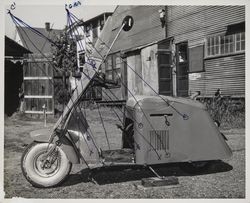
[20,15,232,188]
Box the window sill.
[204,51,245,60]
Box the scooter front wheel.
[21,142,72,188]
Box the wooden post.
[42,104,47,127]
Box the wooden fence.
[23,54,54,114]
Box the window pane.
[211,37,214,46]
[115,56,121,69]
[236,42,241,51]
[241,40,245,50]
[207,46,210,56]
[215,45,219,54]
[229,35,233,43]
[241,32,245,40]
[236,33,241,41]
[229,43,234,53]
[159,53,171,64]
[207,38,210,46]
[106,70,113,80]
[106,56,112,70]
[225,44,229,54]
[221,44,225,54]
[178,43,188,62]
[114,68,121,78]
[79,53,85,66]
[215,36,219,45]
[211,45,215,55]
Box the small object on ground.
[141,176,179,187]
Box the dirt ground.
[4,108,245,199]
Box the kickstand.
[147,165,164,179]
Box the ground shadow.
[61,160,233,187]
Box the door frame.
[176,41,189,97]
[157,38,173,96]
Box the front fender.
[30,128,52,142]
[30,128,80,164]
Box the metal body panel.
[30,128,79,164]
[66,109,100,163]
[127,95,232,165]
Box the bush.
[200,97,245,129]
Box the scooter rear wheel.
[21,142,72,188]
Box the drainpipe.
[165,6,168,38]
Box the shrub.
[201,97,245,129]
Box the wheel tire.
[180,161,210,174]
[21,142,72,188]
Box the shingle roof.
[16,26,63,54]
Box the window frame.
[205,32,245,58]
[105,52,122,87]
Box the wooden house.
[94,5,245,103]
[4,36,31,116]
[70,12,113,100]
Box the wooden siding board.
[100,6,166,54]
[203,54,245,96]
[168,6,209,22]
[167,5,245,41]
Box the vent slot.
[149,130,169,151]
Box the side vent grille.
[149,130,169,151]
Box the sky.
[5,4,116,39]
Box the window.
[189,45,204,73]
[85,25,91,37]
[236,32,245,51]
[78,52,85,67]
[100,19,104,30]
[206,32,245,57]
[105,53,122,85]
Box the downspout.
[165,6,167,38]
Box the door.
[158,50,173,96]
[176,42,189,97]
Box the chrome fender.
[30,128,80,164]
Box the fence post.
[42,104,47,127]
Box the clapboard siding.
[189,73,206,95]
[204,54,245,96]
[189,54,245,96]
[107,6,166,54]
[168,6,209,22]
[167,6,245,42]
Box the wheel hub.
[34,150,61,177]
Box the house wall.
[141,44,159,96]
[127,52,143,98]
[167,5,245,97]
[5,60,23,116]
[95,6,166,102]
[107,5,166,54]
